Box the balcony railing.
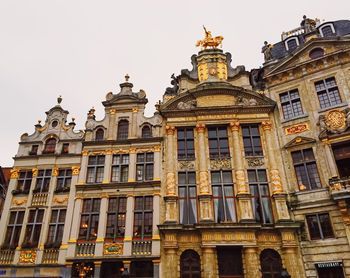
[42,249,59,264]
[281,18,321,40]
[0,250,15,265]
[132,240,152,255]
[31,192,48,206]
[329,177,350,200]
[76,242,95,257]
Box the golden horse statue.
[196,26,224,49]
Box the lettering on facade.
[285,123,309,135]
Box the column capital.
[105,149,113,155]
[262,120,272,131]
[82,150,89,156]
[52,167,59,177]
[110,109,116,115]
[32,168,38,177]
[196,123,206,133]
[322,139,331,146]
[72,166,80,175]
[129,148,137,154]
[230,121,240,131]
[10,169,19,179]
[154,145,161,152]
[166,125,175,135]
[132,107,138,113]
[270,169,284,194]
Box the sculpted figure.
[300,15,316,33]
[262,41,273,62]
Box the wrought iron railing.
[0,250,15,265]
[42,248,59,264]
[31,192,48,206]
[132,240,152,255]
[76,242,95,257]
[329,177,350,191]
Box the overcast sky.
[1,0,349,166]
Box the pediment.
[103,91,148,107]
[160,81,276,116]
[266,38,350,77]
[284,136,316,149]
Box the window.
[332,142,350,178]
[23,209,44,248]
[16,171,32,193]
[95,128,104,141]
[141,126,152,138]
[315,77,342,109]
[61,143,69,154]
[136,153,154,181]
[106,197,127,240]
[87,155,105,183]
[117,120,129,140]
[291,148,321,190]
[248,169,273,224]
[217,247,243,277]
[260,249,283,278]
[309,48,324,59]
[320,25,335,37]
[43,138,56,154]
[280,89,303,119]
[177,128,195,159]
[180,250,201,278]
[242,125,263,156]
[79,199,101,240]
[306,213,334,240]
[208,126,229,158]
[56,169,72,192]
[3,211,25,249]
[178,172,197,224]
[111,154,129,182]
[46,209,66,248]
[211,171,236,223]
[133,196,153,239]
[34,169,52,193]
[29,145,38,155]
[285,37,299,51]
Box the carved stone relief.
[246,157,264,167]
[177,100,197,110]
[318,108,350,134]
[178,160,196,170]
[210,158,231,169]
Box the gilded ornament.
[246,158,264,167]
[326,109,346,130]
[52,167,59,177]
[54,196,69,203]
[105,149,112,155]
[19,250,37,263]
[230,121,240,131]
[82,150,89,156]
[270,169,284,194]
[72,166,80,175]
[285,123,309,135]
[110,109,116,115]
[10,169,19,179]
[36,124,47,133]
[197,63,209,81]
[196,26,224,50]
[61,122,72,131]
[104,243,123,255]
[32,168,38,177]
[178,160,196,170]
[262,121,272,131]
[217,62,228,80]
[199,171,210,194]
[153,145,161,152]
[196,123,206,133]
[129,148,136,154]
[132,108,138,113]
[165,126,175,135]
[166,172,176,196]
[13,198,27,205]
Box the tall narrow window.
[211,171,236,223]
[178,172,197,224]
[87,155,105,183]
[133,196,153,239]
[3,211,25,249]
[291,148,321,190]
[34,169,52,193]
[280,89,303,119]
[111,154,129,182]
[117,120,129,140]
[242,125,263,156]
[306,213,334,240]
[248,169,273,224]
[95,128,104,141]
[29,145,38,155]
[61,143,69,154]
[260,249,283,278]
[177,128,195,159]
[56,169,72,192]
[217,247,243,277]
[16,171,32,193]
[79,199,101,241]
[136,153,154,181]
[43,138,56,154]
[142,126,152,138]
[315,77,341,109]
[208,126,229,159]
[23,209,44,248]
[106,197,127,241]
[46,209,66,248]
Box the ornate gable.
[284,136,316,149]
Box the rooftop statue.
[300,15,316,33]
[262,41,273,62]
[196,26,223,50]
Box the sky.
[1,0,349,166]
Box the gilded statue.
[196,26,223,50]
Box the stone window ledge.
[281,113,309,124]
[318,102,348,113]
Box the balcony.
[0,250,15,265]
[329,176,350,200]
[76,242,95,257]
[31,192,48,206]
[42,249,59,264]
[132,240,152,255]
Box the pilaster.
[153,145,161,181]
[152,193,161,256]
[202,246,217,278]
[123,194,134,256]
[107,109,116,140]
[163,247,178,278]
[322,139,338,178]
[128,149,136,182]
[95,195,108,256]
[67,197,83,257]
[78,152,89,184]
[131,107,138,138]
[243,247,261,278]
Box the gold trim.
[77,182,85,185]
[68,238,77,243]
[74,196,83,200]
[32,168,38,177]
[72,166,80,175]
[110,109,116,115]
[101,194,108,199]
[196,123,206,133]
[153,178,161,181]
[96,238,104,242]
[107,137,113,140]
[36,124,47,132]
[102,180,109,184]
[82,150,89,156]
[13,198,27,205]
[106,149,112,155]
[19,250,36,263]
[153,145,161,152]
[124,236,132,241]
[54,196,69,203]
[129,148,136,154]
[152,192,161,196]
[39,244,44,249]
[166,126,175,135]
[61,122,72,131]
[60,244,68,249]
[230,121,240,132]
[152,235,160,240]
[127,194,135,198]
[262,121,272,131]
[10,169,19,179]
[132,108,138,113]
[285,123,309,135]
[52,167,59,177]
[128,179,135,182]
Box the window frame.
[23,209,45,248]
[208,126,230,159]
[43,138,56,154]
[79,198,101,241]
[136,152,154,181]
[105,197,127,241]
[46,209,66,248]
[16,171,33,193]
[285,37,299,51]
[56,169,72,192]
[141,125,152,138]
[314,77,342,109]
[242,124,263,157]
[306,212,335,240]
[133,196,153,240]
[34,169,52,193]
[177,127,195,160]
[117,120,129,140]
[61,143,69,154]
[111,154,129,183]
[86,155,105,184]
[95,128,105,141]
[3,211,25,249]
[319,23,336,37]
[279,89,304,119]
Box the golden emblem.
[326,109,346,130]
[19,250,37,263]
[196,26,224,50]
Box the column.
[262,121,290,221]
[152,193,160,256]
[164,247,177,278]
[322,139,338,178]
[123,260,131,276]
[67,197,83,257]
[282,247,305,278]
[131,108,138,138]
[230,121,254,222]
[103,150,112,184]
[78,151,89,184]
[243,247,261,278]
[196,123,213,222]
[59,166,80,264]
[153,145,161,181]
[95,195,108,256]
[165,126,177,223]
[94,261,102,278]
[123,194,134,256]
[107,109,116,140]
[152,259,160,278]
[128,149,136,182]
[202,247,217,278]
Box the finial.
[72,117,75,122]
[57,95,62,105]
[125,74,130,82]
[38,120,41,124]
[196,26,223,50]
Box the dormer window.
[43,138,56,154]
[117,120,129,140]
[142,126,152,138]
[95,128,104,141]
[285,37,299,52]
[320,24,335,37]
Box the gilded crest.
[326,109,346,130]
[104,243,123,255]
[19,250,36,263]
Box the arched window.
[320,24,335,37]
[142,125,152,138]
[309,48,324,59]
[95,128,104,141]
[260,249,283,278]
[117,120,129,140]
[180,250,201,278]
[44,138,56,153]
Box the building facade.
[0,16,349,278]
